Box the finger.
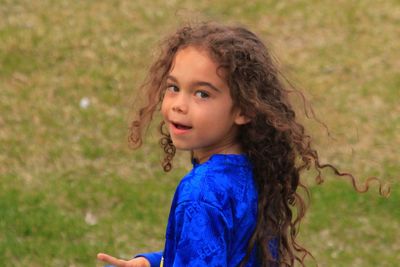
[97,253,127,267]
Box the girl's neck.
[192,143,243,164]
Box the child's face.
[161,46,248,160]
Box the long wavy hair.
[129,22,389,266]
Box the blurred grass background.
[0,0,399,266]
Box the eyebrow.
[166,75,222,93]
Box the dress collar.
[192,153,249,168]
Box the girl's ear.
[234,110,251,125]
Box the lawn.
[0,0,399,266]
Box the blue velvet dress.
[136,154,278,266]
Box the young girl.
[97,22,387,267]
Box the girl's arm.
[134,251,163,267]
[167,201,230,266]
[97,252,161,267]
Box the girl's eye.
[195,90,209,99]
[166,85,179,93]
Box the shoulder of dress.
[175,163,256,211]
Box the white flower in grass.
[85,211,97,225]
[80,97,90,109]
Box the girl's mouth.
[173,122,192,130]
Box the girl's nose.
[171,95,188,114]
[172,103,188,113]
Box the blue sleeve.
[269,237,279,263]
[134,251,163,267]
[171,201,230,266]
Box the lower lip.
[170,123,192,135]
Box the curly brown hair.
[129,22,389,266]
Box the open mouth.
[172,122,192,130]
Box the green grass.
[0,0,399,266]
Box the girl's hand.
[97,253,150,267]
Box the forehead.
[169,46,227,86]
